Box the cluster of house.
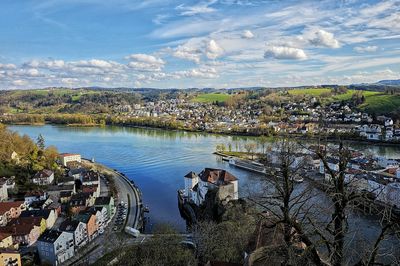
[357,116,400,141]
[319,152,400,208]
[0,153,115,266]
[261,146,400,209]
[112,96,399,141]
[115,99,262,132]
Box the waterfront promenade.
[65,160,142,265]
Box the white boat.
[228,158,267,174]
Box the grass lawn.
[288,88,332,96]
[359,93,400,114]
[331,90,380,101]
[193,93,231,103]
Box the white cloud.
[61,78,79,85]
[176,1,217,16]
[173,45,202,63]
[175,67,218,79]
[307,29,340,48]
[75,59,114,69]
[206,39,224,59]
[12,80,27,86]
[0,63,16,70]
[25,59,63,69]
[126,54,165,72]
[26,68,40,77]
[242,30,254,39]
[264,46,307,60]
[354,45,378,53]
[152,14,170,25]
[360,1,396,17]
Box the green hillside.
[359,93,400,114]
[193,93,231,103]
[288,88,331,96]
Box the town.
[0,151,142,266]
[109,89,400,142]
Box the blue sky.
[0,0,399,89]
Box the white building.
[33,169,54,185]
[59,153,81,167]
[59,219,88,247]
[184,168,238,206]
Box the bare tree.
[249,138,324,265]
[311,140,400,266]
[244,142,257,159]
[257,135,269,154]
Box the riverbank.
[6,120,400,147]
[84,159,143,230]
[65,160,145,265]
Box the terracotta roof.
[198,168,238,185]
[24,190,46,197]
[0,232,11,241]
[9,216,43,227]
[0,223,36,236]
[0,201,25,215]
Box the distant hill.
[376,79,400,86]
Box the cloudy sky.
[0,0,399,89]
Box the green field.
[193,93,231,103]
[330,90,380,101]
[359,94,400,114]
[288,88,332,96]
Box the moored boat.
[228,158,267,174]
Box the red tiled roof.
[0,223,36,236]
[0,202,25,216]
[0,232,11,241]
[199,168,238,184]
[9,217,43,227]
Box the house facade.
[59,220,88,247]
[74,213,97,241]
[94,196,115,220]
[0,250,21,266]
[32,170,54,185]
[0,202,26,226]
[0,223,41,246]
[0,233,14,249]
[37,230,74,266]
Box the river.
[8,125,400,256]
[10,125,400,228]
[9,124,400,262]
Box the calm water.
[9,125,267,230]
[9,125,400,238]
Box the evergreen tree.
[36,134,45,150]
